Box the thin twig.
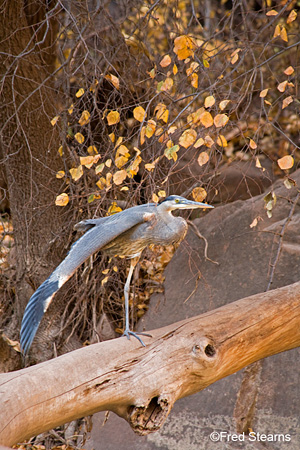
[188,220,219,265]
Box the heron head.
[159,195,214,211]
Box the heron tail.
[20,278,59,355]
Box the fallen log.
[1,281,300,447]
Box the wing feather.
[20,204,155,354]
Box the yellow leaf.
[109,132,115,143]
[160,55,172,67]
[204,95,215,108]
[133,106,146,122]
[168,125,177,134]
[56,170,65,179]
[101,276,109,286]
[277,80,288,92]
[115,144,130,168]
[74,132,85,144]
[187,107,205,125]
[55,193,69,206]
[216,135,228,147]
[75,88,84,98]
[158,190,166,198]
[154,103,169,123]
[273,24,281,38]
[164,144,179,161]
[51,116,59,126]
[58,145,63,156]
[173,35,195,60]
[280,27,288,42]
[140,126,146,145]
[78,110,90,126]
[197,151,209,166]
[105,158,112,168]
[260,88,269,98]
[152,193,159,203]
[203,59,210,68]
[68,104,74,115]
[282,96,293,109]
[204,135,214,148]
[186,61,199,76]
[214,113,229,128]
[87,145,98,155]
[250,218,258,228]
[284,66,294,76]
[277,155,294,170]
[219,100,230,110]
[200,111,214,128]
[231,53,239,64]
[113,169,127,185]
[128,155,142,176]
[96,177,106,190]
[145,119,156,138]
[194,138,204,148]
[173,64,178,75]
[179,129,197,148]
[249,139,257,149]
[107,110,120,125]
[80,155,100,168]
[95,163,104,174]
[287,9,297,24]
[160,77,174,92]
[266,9,278,16]
[145,162,156,171]
[105,73,120,89]
[192,187,207,202]
[190,73,198,88]
[69,165,83,181]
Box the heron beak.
[180,200,214,209]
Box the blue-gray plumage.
[20,195,214,354]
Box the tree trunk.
[0,1,71,363]
[1,281,299,447]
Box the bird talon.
[122,330,151,347]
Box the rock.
[85,170,300,449]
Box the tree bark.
[1,281,300,447]
[0,0,72,362]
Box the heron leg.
[123,256,151,347]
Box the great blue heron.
[20,195,214,354]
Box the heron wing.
[20,204,156,354]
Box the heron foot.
[122,329,152,347]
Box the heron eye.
[175,198,179,203]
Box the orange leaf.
[145,120,156,138]
[154,103,169,123]
[107,110,120,125]
[214,113,229,128]
[260,88,269,98]
[113,169,127,185]
[280,27,288,42]
[204,135,214,148]
[133,106,146,122]
[70,165,83,181]
[55,193,69,206]
[204,95,215,108]
[194,138,204,148]
[56,170,65,179]
[160,55,172,67]
[160,77,174,91]
[266,10,278,16]
[105,73,120,89]
[249,139,257,149]
[75,88,84,98]
[179,129,197,148]
[282,96,293,109]
[273,24,281,38]
[173,35,195,60]
[74,132,85,144]
[190,73,198,88]
[219,100,230,110]
[277,80,288,92]
[277,155,294,170]
[197,151,209,166]
[216,135,228,147]
[200,111,214,128]
[284,66,294,76]
[78,110,90,126]
[192,187,207,202]
[287,9,297,24]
